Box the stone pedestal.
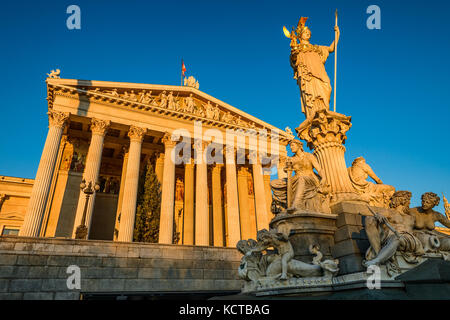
[330,201,390,275]
[270,211,337,263]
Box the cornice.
[46,79,294,144]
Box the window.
[2,227,19,236]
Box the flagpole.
[181,59,183,86]
[333,9,338,112]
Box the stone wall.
[0,236,242,300]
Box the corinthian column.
[117,126,146,242]
[19,110,69,237]
[297,110,359,203]
[194,140,209,246]
[72,118,110,238]
[183,160,194,245]
[212,164,224,246]
[251,152,269,231]
[158,132,177,244]
[224,146,241,247]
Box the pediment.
[47,78,293,143]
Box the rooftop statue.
[284,17,339,119]
[47,69,61,79]
[183,75,199,89]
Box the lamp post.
[75,179,100,240]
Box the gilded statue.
[285,17,339,119]
[270,140,330,213]
[348,157,395,207]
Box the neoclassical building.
[9,74,293,247]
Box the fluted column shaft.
[158,133,177,244]
[183,161,195,245]
[72,118,110,238]
[314,143,354,193]
[194,140,209,246]
[251,154,269,231]
[155,152,164,186]
[225,147,241,247]
[114,149,129,240]
[263,174,273,223]
[117,126,146,242]
[212,164,224,246]
[237,166,254,240]
[19,111,69,237]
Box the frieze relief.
[52,85,271,131]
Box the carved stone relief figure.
[223,111,233,123]
[105,88,119,97]
[270,140,330,213]
[205,101,215,119]
[159,91,168,108]
[184,94,195,114]
[213,104,221,121]
[348,157,395,208]
[167,92,177,110]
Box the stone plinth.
[296,110,361,204]
[330,202,391,275]
[270,211,337,263]
[0,236,242,300]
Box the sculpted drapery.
[287,17,338,119]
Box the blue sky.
[0,0,449,211]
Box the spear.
[333,9,338,112]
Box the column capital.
[90,118,111,136]
[128,126,146,142]
[48,110,69,129]
[161,132,178,148]
[193,139,209,150]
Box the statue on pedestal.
[348,156,395,207]
[285,17,339,119]
[237,229,339,282]
[270,140,330,213]
[363,191,450,275]
[363,191,424,273]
